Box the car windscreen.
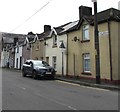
[33,61,49,67]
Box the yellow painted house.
[66,6,120,84]
[29,6,120,84]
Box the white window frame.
[83,53,90,72]
[17,47,19,53]
[83,24,89,40]
[53,34,57,46]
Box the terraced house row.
[0,6,120,84]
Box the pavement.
[1,68,120,91]
[55,76,120,91]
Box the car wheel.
[50,76,55,80]
[22,70,27,77]
[32,71,38,79]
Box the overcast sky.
[0,0,119,34]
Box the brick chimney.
[14,37,18,46]
[44,25,51,32]
[79,6,92,19]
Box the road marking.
[68,106,77,110]
[36,93,77,110]
[80,85,110,91]
[56,80,110,91]
[19,87,26,90]
[56,80,80,87]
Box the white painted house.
[45,21,78,76]
[119,1,120,10]
[45,30,67,75]
[14,43,24,69]
[1,49,9,67]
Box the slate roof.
[36,21,80,40]
[17,37,26,45]
[67,8,120,32]
[53,21,79,35]
[58,21,79,35]
[2,37,14,44]
[27,34,35,42]
[37,30,52,40]
[1,32,27,49]
[97,8,120,24]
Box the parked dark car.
[22,60,56,79]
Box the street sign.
[99,31,108,37]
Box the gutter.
[107,20,113,81]
[66,33,68,76]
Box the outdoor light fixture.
[59,41,65,76]
[92,0,101,84]
[72,36,80,42]
[44,41,48,46]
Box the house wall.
[67,20,120,82]
[31,40,44,60]
[1,51,6,67]
[1,50,9,67]
[0,39,2,67]
[67,22,95,78]
[45,34,67,75]
[9,49,15,68]
[118,22,120,80]
[22,45,31,62]
[110,21,119,80]
[99,23,111,80]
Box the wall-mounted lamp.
[44,41,48,46]
[72,36,80,42]
[59,40,65,76]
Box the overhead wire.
[10,0,52,33]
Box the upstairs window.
[53,34,57,46]
[35,43,39,51]
[82,24,89,41]
[17,47,19,53]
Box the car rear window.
[42,61,49,66]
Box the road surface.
[2,69,119,110]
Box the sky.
[0,0,119,34]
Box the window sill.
[52,45,57,48]
[81,72,92,75]
[35,49,39,51]
[81,40,90,43]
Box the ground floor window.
[83,53,90,72]
[52,56,57,69]
[40,57,43,60]
[46,57,49,64]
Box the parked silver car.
[22,60,56,79]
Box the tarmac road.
[2,69,119,110]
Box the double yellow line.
[56,80,110,91]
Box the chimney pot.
[44,25,51,32]
[79,6,92,19]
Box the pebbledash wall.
[67,20,120,84]
[45,33,67,75]
[118,1,120,10]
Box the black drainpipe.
[108,20,113,81]
[66,33,68,76]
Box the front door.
[20,57,22,70]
